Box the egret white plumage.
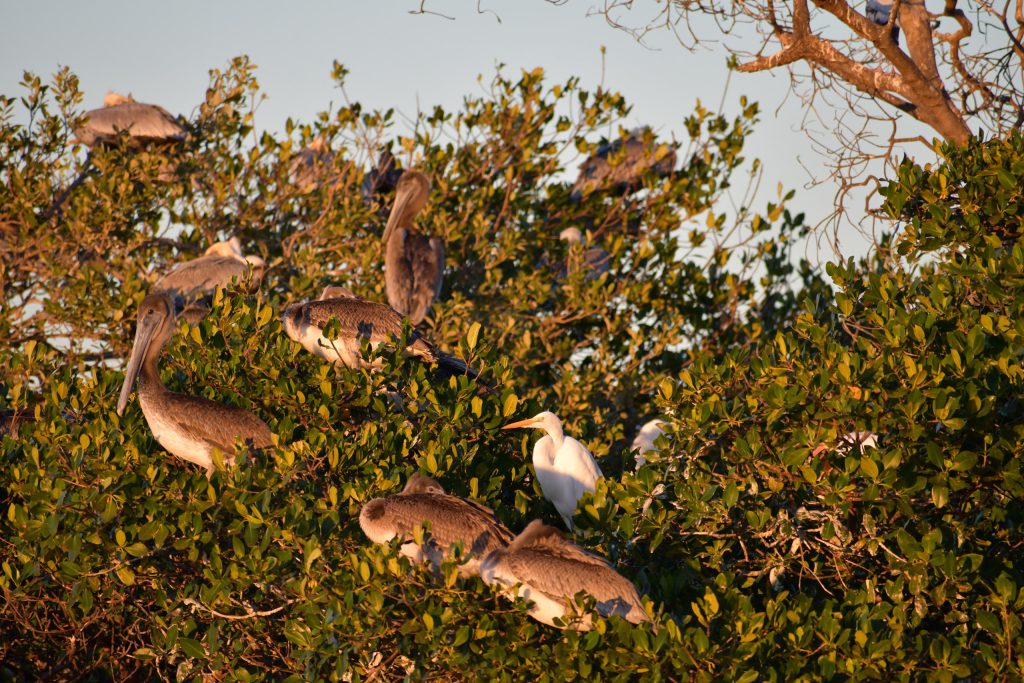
[359,473,514,577]
[383,171,444,325]
[503,411,602,529]
[631,418,666,469]
[481,519,649,630]
[73,92,185,149]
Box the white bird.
[503,411,602,529]
[631,418,666,469]
[481,519,649,630]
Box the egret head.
[502,410,561,433]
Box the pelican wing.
[370,493,514,558]
[153,255,256,299]
[299,298,437,358]
[157,390,273,455]
[75,102,184,147]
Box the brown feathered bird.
[359,473,515,577]
[570,127,675,201]
[481,520,650,630]
[73,92,185,149]
[382,171,444,325]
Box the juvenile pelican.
[631,418,666,469]
[570,128,676,201]
[481,520,649,630]
[288,137,335,194]
[153,237,266,321]
[359,473,514,577]
[360,147,403,206]
[383,171,444,325]
[280,290,480,380]
[73,92,185,149]
[503,411,602,529]
[116,292,273,474]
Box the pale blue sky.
[1,1,882,256]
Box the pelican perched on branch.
[153,237,266,322]
[570,127,676,201]
[383,171,444,325]
[361,147,403,206]
[73,92,185,149]
[280,289,480,381]
[503,411,602,529]
[116,292,273,475]
[359,473,514,577]
[481,520,650,630]
[288,137,335,194]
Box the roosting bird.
[360,147,403,206]
[570,127,676,201]
[152,237,266,322]
[116,292,273,475]
[556,227,610,281]
[280,289,479,380]
[383,171,444,325]
[503,411,602,529]
[288,137,335,194]
[866,0,900,41]
[73,92,185,149]
[359,473,515,577]
[481,520,649,630]
[631,418,666,469]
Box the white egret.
[631,418,666,469]
[503,411,602,528]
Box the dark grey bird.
[359,473,515,577]
[481,520,650,630]
[570,128,676,201]
[152,237,266,322]
[383,171,444,325]
[866,0,900,41]
[288,136,336,194]
[360,147,403,206]
[73,92,185,149]
[280,290,480,381]
[116,292,273,475]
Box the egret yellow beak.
[502,417,540,430]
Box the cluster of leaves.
[1,57,1018,680]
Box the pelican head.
[502,411,561,434]
[382,170,431,244]
[318,285,357,300]
[204,237,243,258]
[103,91,136,107]
[116,292,178,416]
[559,227,583,244]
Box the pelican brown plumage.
[360,147,403,206]
[288,137,336,194]
[153,238,266,321]
[383,171,444,325]
[73,92,185,149]
[116,292,273,475]
[359,473,515,577]
[570,128,676,201]
[481,520,650,630]
[280,290,479,381]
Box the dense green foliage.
[1,59,1021,680]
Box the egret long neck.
[543,421,564,450]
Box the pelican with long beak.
[503,411,602,529]
[481,520,650,630]
[359,473,514,577]
[383,171,444,325]
[280,289,479,381]
[153,237,266,321]
[116,292,273,474]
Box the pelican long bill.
[117,307,164,416]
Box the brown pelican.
[73,92,185,149]
[481,520,650,630]
[557,227,610,280]
[116,292,273,474]
[153,237,266,321]
[570,128,676,201]
[631,418,666,469]
[359,473,514,577]
[383,171,444,325]
[288,137,335,194]
[503,411,603,529]
[281,290,478,380]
